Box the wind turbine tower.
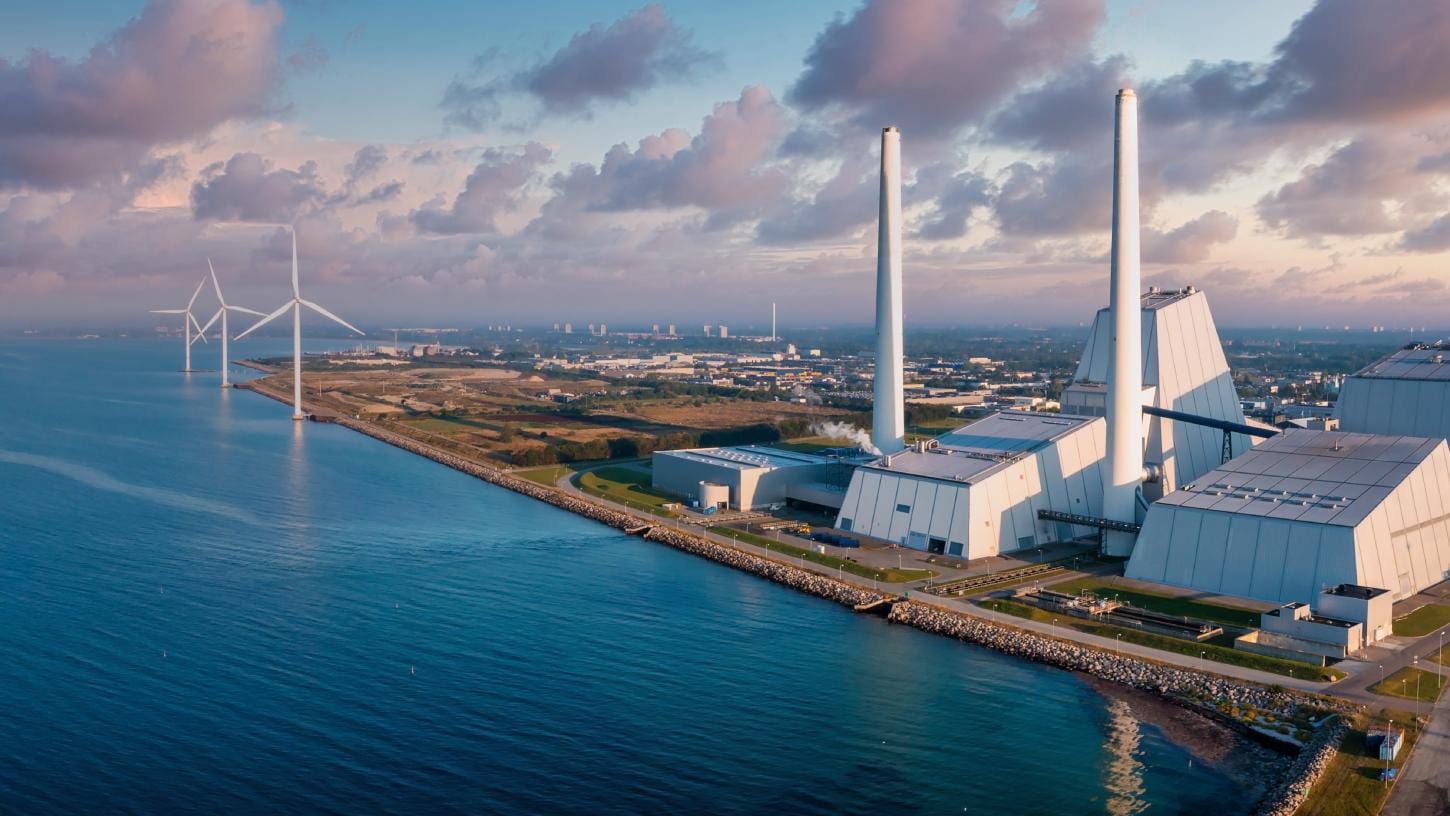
[236,228,364,420]
[197,260,265,388]
[150,277,210,372]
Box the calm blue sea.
[0,339,1247,814]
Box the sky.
[2,0,1449,331]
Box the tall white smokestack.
[873,126,906,454]
[1104,89,1143,555]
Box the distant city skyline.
[3,0,1449,328]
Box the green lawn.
[1047,575,1263,629]
[1369,666,1448,703]
[711,526,936,583]
[575,466,681,516]
[1392,603,1450,637]
[1432,645,1450,666]
[1299,710,1422,816]
[982,599,1345,681]
[515,464,575,487]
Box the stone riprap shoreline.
[1255,717,1348,816]
[240,385,1349,816]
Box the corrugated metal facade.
[1126,430,1450,603]
[1067,287,1250,492]
[833,413,1106,558]
[1337,343,1450,440]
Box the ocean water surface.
[0,340,1249,814]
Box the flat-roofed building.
[1126,429,1450,604]
[651,446,840,511]
[833,411,1107,558]
[1336,341,1450,441]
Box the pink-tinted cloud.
[411,143,552,235]
[1142,210,1237,264]
[191,153,326,222]
[0,0,284,189]
[535,85,789,232]
[789,0,1104,138]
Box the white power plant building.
[1062,286,1251,496]
[834,412,1108,558]
[651,446,839,511]
[1125,429,1450,604]
[1336,341,1450,441]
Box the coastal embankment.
[238,378,1350,815]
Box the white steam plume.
[811,421,880,455]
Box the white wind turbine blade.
[300,299,364,336]
[199,308,223,336]
[190,312,209,343]
[235,301,292,340]
[186,277,207,310]
[290,227,300,299]
[208,258,225,307]
[150,309,186,314]
[228,305,267,317]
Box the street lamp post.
[1413,656,1421,721]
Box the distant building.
[719,325,729,338]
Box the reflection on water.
[1103,698,1147,816]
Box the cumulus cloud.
[909,161,993,240]
[411,143,552,235]
[536,86,789,231]
[1142,210,1237,263]
[756,156,875,244]
[0,0,284,189]
[443,4,718,128]
[191,153,326,222]
[1257,137,1446,238]
[789,0,1104,138]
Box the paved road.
[1327,624,1450,705]
[1383,675,1450,815]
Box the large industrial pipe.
[873,126,906,454]
[1104,90,1143,556]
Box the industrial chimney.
[1103,89,1143,555]
[873,126,906,454]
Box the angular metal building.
[1125,429,1450,604]
[833,412,1107,558]
[1336,341,1450,441]
[1063,286,1251,496]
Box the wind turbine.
[236,228,363,420]
[196,259,265,388]
[150,277,210,372]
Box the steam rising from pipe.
[812,421,881,455]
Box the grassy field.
[1369,666,1448,703]
[1392,603,1450,637]
[1299,710,1422,816]
[982,599,1345,681]
[711,527,935,583]
[575,466,680,515]
[1046,575,1262,628]
[514,464,575,487]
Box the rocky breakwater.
[333,418,886,611]
[888,601,1293,709]
[1253,716,1347,816]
